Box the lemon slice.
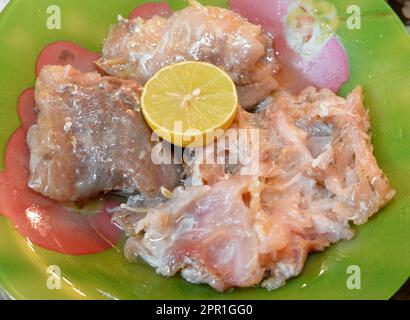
[141,61,238,147]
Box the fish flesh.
[97,0,279,109]
[28,65,180,202]
[117,86,395,291]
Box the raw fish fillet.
[28,65,180,202]
[97,1,279,109]
[117,86,395,291]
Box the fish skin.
[119,86,395,291]
[28,65,180,202]
[97,1,279,109]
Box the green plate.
[0,0,409,300]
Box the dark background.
[386,0,410,301]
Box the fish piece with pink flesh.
[28,65,180,202]
[97,0,279,109]
[0,128,121,255]
[122,177,265,291]
[118,86,394,291]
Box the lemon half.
[141,61,238,147]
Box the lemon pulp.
[141,61,238,147]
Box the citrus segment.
[141,61,238,147]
